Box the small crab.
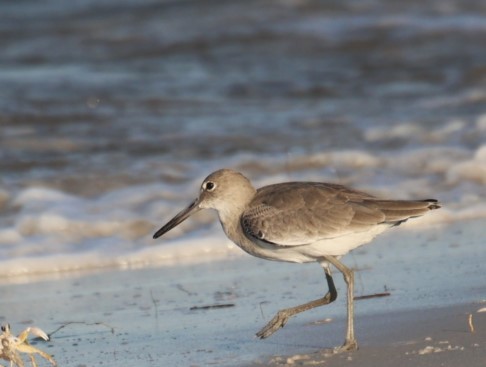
[0,324,56,367]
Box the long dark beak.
[153,198,201,239]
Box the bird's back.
[241,182,440,249]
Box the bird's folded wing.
[240,183,386,247]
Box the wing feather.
[240,183,439,247]
[241,182,382,246]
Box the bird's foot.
[256,310,290,339]
[333,339,358,354]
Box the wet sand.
[0,219,484,366]
[250,303,486,367]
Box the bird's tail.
[373,199,440,226]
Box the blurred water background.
[0,0,485,281]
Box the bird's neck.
[216,186,257,255]
[217,208,267,259]
[217,207,243,241]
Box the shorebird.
[153,169,440,352]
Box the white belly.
[236,223,391,264]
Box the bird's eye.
[204,181,216,191]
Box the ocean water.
[0,0,485,282]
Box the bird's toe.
[256,310,290,339]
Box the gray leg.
[325,255,358,352]
[256,263,337,339]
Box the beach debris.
[269,353,319,365]
[468,313,475,333]
[150,290,160,323]
[190,303,235,311]
[309,318,333,326]
[48,321,115,337]
[0,323,56,367]
[408,338,466,356]
[418,345,443,355]
[354,292,391,301]
[175,284,197,296]
[259,301,270,319]
[285,354,312,364]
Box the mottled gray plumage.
[153,168,440,352]
[242,182,438,248]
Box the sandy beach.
[1,218,484,366]
[1,0,485,366]
[251,303,486,367]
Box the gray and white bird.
[153,169,440,352]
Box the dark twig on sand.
[150,289,160,323]
[259,301,269,320]
[190,303,235,311]
[354,292,391,301]
[176,284,197,296]
[48,321,115,338]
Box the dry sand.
[0,219,484,366]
